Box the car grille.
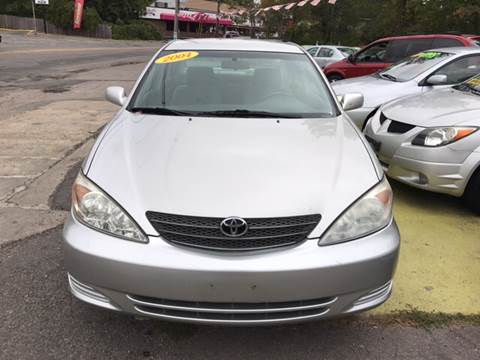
[379,111,388,125]
[145,212,321,251]
[128,294,336,324]
[387,120,416,134]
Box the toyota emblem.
[220,217,248,237]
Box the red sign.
[73,0,85,29]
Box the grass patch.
[373,306,480,329]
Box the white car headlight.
[412,127,477,147]
[72,172,148,243]
[319,177,393,246]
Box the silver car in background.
[333,47,480,129]
[306,45,358,68]
[364,75,480,213]
[63,39,400,325]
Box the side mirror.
[339,93,364,111]
[106,86,127,106]
[347,54,356,63]
[426,74,448,86]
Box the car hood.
[332,76,414,108]
[382,88,480,127]
[87,113,379,238]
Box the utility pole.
[31,0,37,33]
[215,0,220,37]
[174,0,180,40]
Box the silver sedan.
[333,47,480,129]
[306,45,357,68]
[63,39,400,325]
[364,75,480,213]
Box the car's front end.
[63,39,400,325]
[364,87,480,197]
[64,210,399,325]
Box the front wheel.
[327,73,344,83]
[463,167,480,214]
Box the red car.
[324,34,479,82]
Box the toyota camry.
[63,39,400,325]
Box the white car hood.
[87,113,379,237]
[383,88,480,127]
[332,75,414,108]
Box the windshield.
[338,47,356,57]
[378,51,453,82]
[454,74,480,95]
[128,50,338,118]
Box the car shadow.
[390,179,475,217]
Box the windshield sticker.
[413,51,443,60]
[155,51,199,64]
[466,78,480,87]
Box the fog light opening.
[418,173,429,185]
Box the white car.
[333,47,480,129]
[306,45,357,68]
[364,75,480,213]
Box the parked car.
[324,34,479,82]
[332,47,480,129]
[306,45,358,68]
[63,39,400,325]
[224,30,240,38]
[364,75,480,213]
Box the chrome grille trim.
[133,306,331,324]
[127,295,337,314]
[157,229,312,241]
[127,294,335,323]
[146,212,321,251]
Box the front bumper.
[63,214,400,325]
[364,112,478,197]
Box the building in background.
[142,0,255,38]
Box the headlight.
[412,127,477,147]
[72,172,148,243]
[319,177,393,246]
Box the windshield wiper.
[128,107,193,116]
[194,109,299,118]
[379,73,398,82]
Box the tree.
[224,0,260,37]
[86,0,151,24]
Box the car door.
[349,41,391,77]
[422,54,480,93]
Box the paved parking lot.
[1,31,479,359]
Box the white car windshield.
[128,50,338,118]
[455,74,480,95]
[377,51,453,82]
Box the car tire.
[464,167,480,214]
[327,74,344,83]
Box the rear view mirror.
[339,93,364,111]
[106,86,127,107]
[426,74,448,86]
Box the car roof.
[165,39,304,53]
[375,34,474,42]
[428,47,480,55]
